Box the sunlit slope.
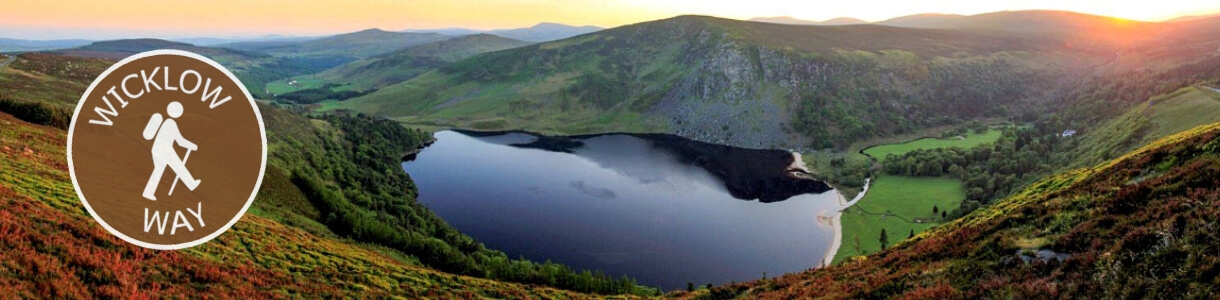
[1071,86,1220,168]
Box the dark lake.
[402,130,848,289]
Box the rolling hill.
[749,16,867,26]
[309,34,532,90]
[222,29,449,59]
[487,22,603,42]
[47,38,265,64]
[875,13,967,28]
[406,22,603,42]
[0,38,92,52]
[877,10,1161,50]
[331,14,1093,150]
[41,38,360,98]
[5,9,1220,298]
[1067,86,1220,169]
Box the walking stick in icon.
[168,149,193,196]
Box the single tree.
[687,282,694,292]
[933,205,939,213]
[880,229,890,249]
[909,229,915,239]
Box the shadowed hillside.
[333,14,1091,150]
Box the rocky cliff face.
[343,15,1094,150]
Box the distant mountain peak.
[487,22,602,42]
[354,28,391,34]
[749,16,867,26]
[90,38,193,47]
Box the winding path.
[0,55,15,69]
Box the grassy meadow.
[834,176,965,264]
[831,127,996,263]
[862,130,1003,160]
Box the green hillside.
[332,15,1088,150]
[696,121,1220,298]
[307,33,533,91]
[878,10,1159,50]
[41,39,352,99]
[0,53,111,128]
[0,110,624,298]
[0,53,655,296]
[5,10,1220,299]
[265,33,534,101]
[48,38,265,64]
[1072,86,1220,169]
[224,29,449,59]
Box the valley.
[2,7,1220,298]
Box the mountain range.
[750,16,868,25]
[327,12,1220,149]
[0,38,91,52]
[409,22,602,42]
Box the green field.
[833,128,987,264]
[266,77,329,95]
[862,130,1003,160]
[834,176,965,263]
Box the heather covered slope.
[0,112,610,298]
[0,52,652,296]
[697,122,1220,298]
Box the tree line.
[274,111,651,295]
[879,122,1073,218]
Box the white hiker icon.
[141,101,201,200]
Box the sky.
[2,0,1220,40]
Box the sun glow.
[0,0,1218,39]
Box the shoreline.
[822,177,870,267]
[787,150,871,267]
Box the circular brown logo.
[67,50,266,250]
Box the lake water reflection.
[402,130,847,289]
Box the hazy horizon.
[3,0,1220,40]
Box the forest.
[274,84,372,104]
[790,56,1050,149]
